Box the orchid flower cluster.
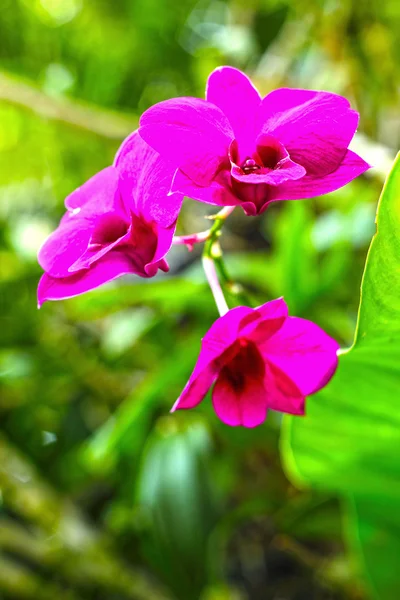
[38,67,370,428]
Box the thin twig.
[0,71,137,139]
[202,253,229,316]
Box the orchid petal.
[171,362,220,411]
[212,371,268,428]
[206,66,261,157]
[67,213,129,273]
[65,166,123,215]
[257,297,289,320]
[270,150,370,202]
[261,316,340,396]
[38,212,94,278]
[139,97,233,186]
[265,362,305,415]
[241,298,288,343]
[259,89,359,176]
[172,306,255,412]
[115,131,183,227]
[144,223,175,276]
[38,168,124,278]
[37,251,138,307]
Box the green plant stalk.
[202,212,254,311]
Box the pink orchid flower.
[139,66,370,215]
[37,132,182,306]
[172,298,339,427]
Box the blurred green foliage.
[283,154,400,600]
[0,0,398,599]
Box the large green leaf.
[281,153,400,599]
[346,496,400,599]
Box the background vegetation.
[0,1,399,598]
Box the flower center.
[221,339,265,392]
[240,157,261,174]
[125,212,158,267]
[90,213,129,249]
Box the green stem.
[202,209,253,310]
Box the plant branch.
[202,253,229,316]
[0,71,137,139]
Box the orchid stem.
[199,205,253,313]
[202,253,229,316]
[201,209,233,315]
[175,204,250,314]
[213,250,254,308]
[205,206,236,220]
[172,206,235,249]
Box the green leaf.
[136,416,218,600]
[346,496,400,600]
[281,153,400,599]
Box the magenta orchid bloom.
[172,298,339,427]
[139,66,370,215]
[37,132,182,306]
